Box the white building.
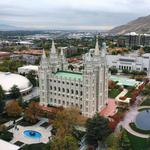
[39,40,108,118]
[18,65,39,75]
[0,72,32,95]
[0,139,19,150]
[106,53,150,73]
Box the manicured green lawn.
[140,98,150,106]
[125,91,132,98]
[127,131,150,150]
[108,88,122,98]
[20,143,50,150]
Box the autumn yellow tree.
[50,107,87,150]
[51,134,78,150]
[5,100,22,118]
[53,107,83,137]
[24,102,41,123]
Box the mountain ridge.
[0,24,26,31]
[109,15,150,35]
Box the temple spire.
[42,48,46,59]
[102,42,107,57]
[51,40,56,54]
[60,48,64,56]
[95,36,100,56]
[40,48,48,69]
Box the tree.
[86,114,112,148]
[109,67,118,75]
[53,107,81,137]
[119,130,132,150]
[5,100,22,118]
[122,69,130,74]
[26,71,37,87]
[106,133,120,150]
[0,85,5,101]
[51,135,78,150]
[24,102,41,123]
[0,85,5,113]
[9,85,21,99]
[141,84,150,96]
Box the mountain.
[0,24,25,31]
[109,15,150,35]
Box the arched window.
[58,87,61,91]
[71,89,74,94]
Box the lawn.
[140,98,150,106]
[0,130,13,142]
[20,143,50,150]
[129,122,150,134]
[125,91,132,98]
[127,131,150,150]
[108,88,122,98]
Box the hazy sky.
[0,0,150,30]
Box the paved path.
[117,95,150,139]
[115,89,129,103]
[138,106,150,110]
[9,118,52,145]
[4,117,23,127]
[125,123,149,138]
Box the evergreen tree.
[120,130,132,150]
[0,85,5,113]
[86,114,112,148]
[9,85,21,99]
[26,71,37,87]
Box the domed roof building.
[0,72,32,95]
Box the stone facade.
[39,39,108,117]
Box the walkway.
[125,123,149,138]
[9,118,52,145]
[4,117,23,128]
[138,106,150,110]
[100,99,117,117]
[115,89,128,102]
[117,96,150,139]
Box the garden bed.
[140,98,150,106]
[40,122,49,128]
[108,88,122,98]
[20,143,49,150]
[17,119,39,127]
[0,130,13,141]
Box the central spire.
[60,48,64,56]
[51,40,56,54]
[95,36,100,56]
[42,48,46,59]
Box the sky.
[0,0,150,30]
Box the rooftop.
[110,75,140,87]
[18,65,39,71]
[0,139,19,150]
[55,71,83,80]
